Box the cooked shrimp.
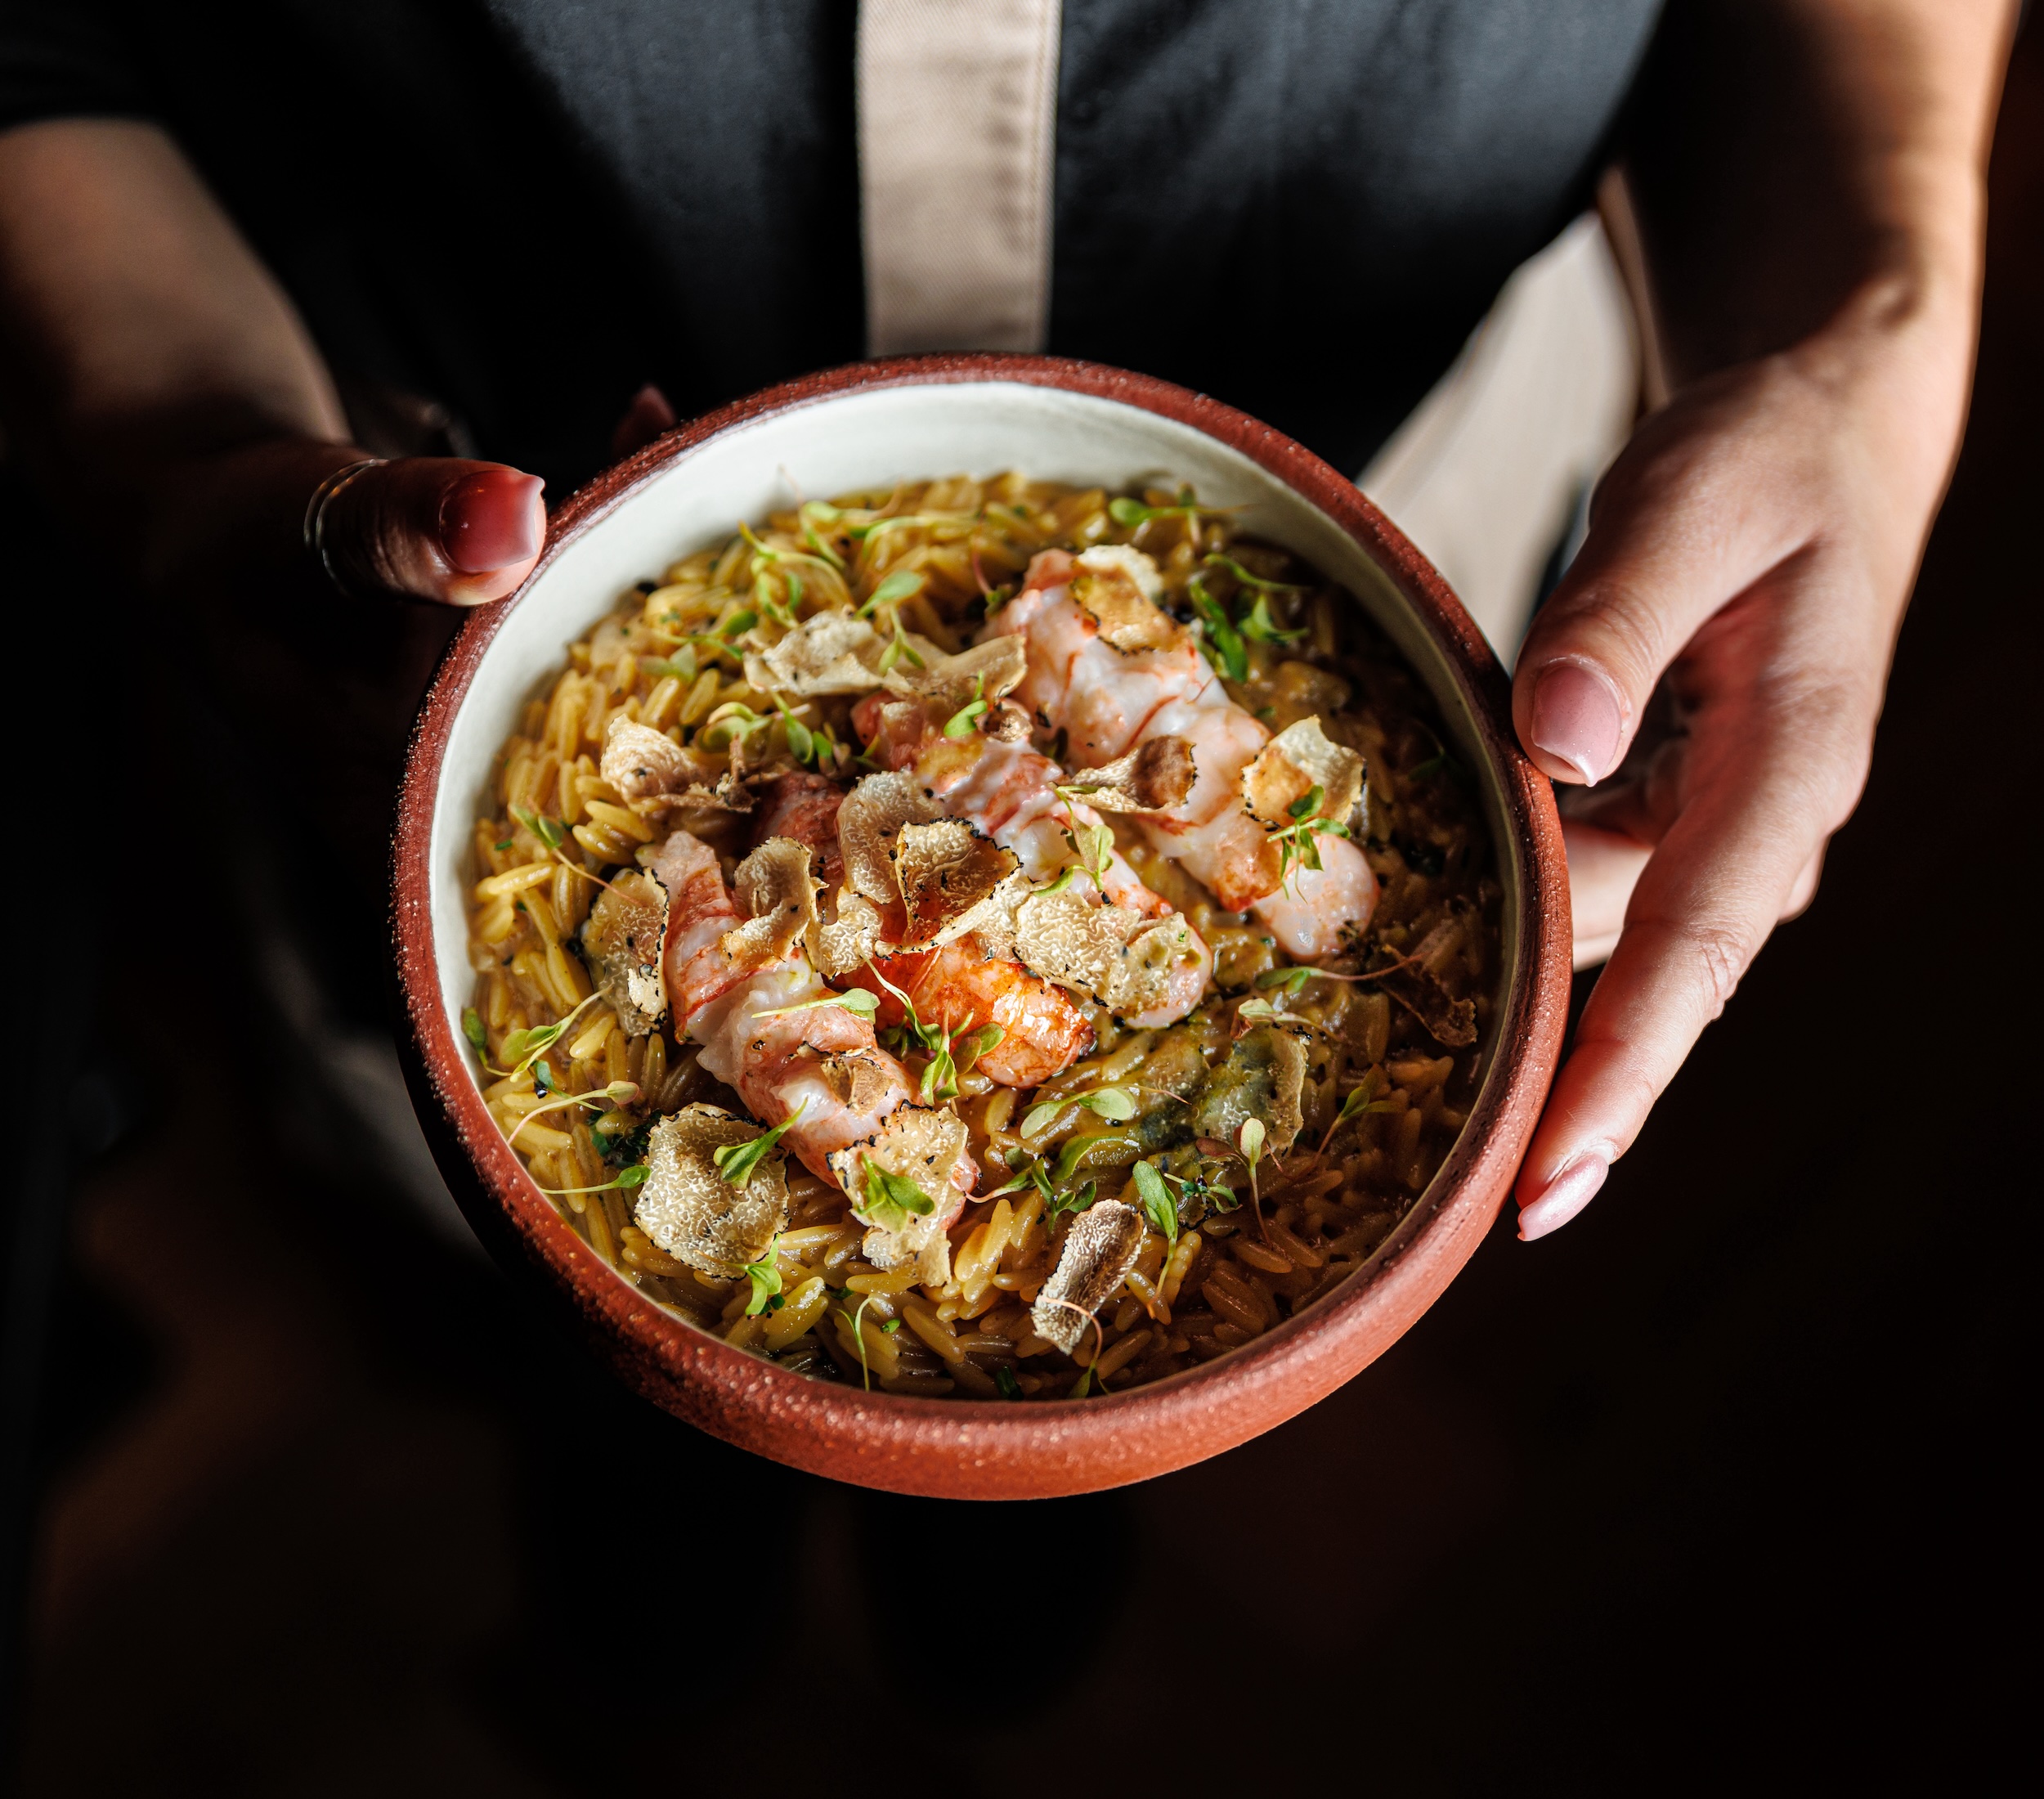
[984,548,1378,957]
[646,830,975,1212]
[851,693,1213,1025]
[752,760,1097,1083]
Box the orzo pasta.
[464,473,1498,1400]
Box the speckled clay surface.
[392,355,1571,1499]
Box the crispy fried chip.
[1241,715,1366,832]
[1070,546,1181,653]
[718,837,818,973]
[891,819,1021,949]
[836,770,944,904]
[1055,735,1197,814]
[1013,888,1200,1019]
[1031,1200,1146,1354]
[579,869,669,1035]
[1191,1025,1311,1153]
[742,611,890,695]
[827,1105,968,1286]
[634,1103,790,1276]
[881,634,1029,719]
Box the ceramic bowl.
[393,354,1571,1499]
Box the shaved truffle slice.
[836,770,945,905]
[1031,1200,1146,1354]
[817,1051,897,1114]
[579,869,669,1036]
[1373,905,1479,1049]
[634,1104,790,1276]
[1053,735,1197,814]
[1242,716,1367,833]
[1070,549,1183,654]
[719,837,819,973]
[891,819,1020,949]
[600,716,738,814]
[1192,1025,1311,1154]
[1013,888,1201,1021]
[881,633,1029,719]
[810,890,886,980]
[743,612,890,695]
[827,1106,970,1286]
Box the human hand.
[1510,293,1973,1240]
[299,455,547,607]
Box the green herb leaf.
[1189,579,1249,684]
[711,1106,802,1189]
[1020,1085,1136,1137]
[944,698,988,739]
[719,608,758,639]
[1240,591,1307,645]
[509,805,566,852]
[1202,552,1306,596]
[462,1008,488,1053]
[1237,1117,1266,1169]
[880,1317,901,1335]
[1046,1178,1098,1223]
[743,1237,784,1317]
[1255,967,1314,996]
[1132,1160,1178,1245]
[1289,784,1325,822]
[1235,998,1282,1027]
[862,568,926,615]
[493,838,514,852]
[860,1158,938,1233]
[755,987,881,1022]
[993,1366,1022,1400]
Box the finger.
[612,384,678,459]
[1514,706,1860,1241]
[1562,819,1651,971]
[323,458,545,605]
[1513,385,1814,786]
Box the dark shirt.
[0,0,1662,487]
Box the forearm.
[0,119,363,582]
[1620,0,2014,388]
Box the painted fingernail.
[1517,1153,1609,1242]
[439,469,545,573]
[1531,661,1624,784]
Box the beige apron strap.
[857,0,1062,356]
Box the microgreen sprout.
[858,567,926,618]
[508,805,616,891]
[754,987,881,1022]
[1047,1179,1099,1224]
[1320,1067,1398,1155]
[463,1008,488,1054]
[771,693,816,765]
[505,1079,641,1147]
[539,1163,650,1198]
[1020,1086,1137,1138]
[742,1235,785,1316]
[943,675,988,739]
[1186,574,1249,684]
[1266,783,1354,891]
[860,1159,936,1234]
[495,991,603,1079]
[1131,1160,1179,1245]
[836,1290,879,1389]
[1202,552,1306,597]
[1036,820,1116,898]
[710,1103,805,1188]
[993,1366,1022,1400]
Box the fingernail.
[439,469,545,573]
[1531,661,1624,785]
[1517,1153,1609,1242]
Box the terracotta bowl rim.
[392,352,1571,1493]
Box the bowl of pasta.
[392,353,1571,1497]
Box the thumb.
[319,457,546,606]
[1512,384,1810,785]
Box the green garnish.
[1188,576,1249,684]
[1036,821,1115,899]
[1266,783,1354,890]
[1256,966,1314,997]
[1020,1086,1136,1138]
[509,805,566,852]
[493,838,514,852]
[540,1163,651,1198]
[711,1106,803,1188]
[742,1236,784,1317]
[1047,1178,1098,1223]
[462,1007,488,1053]
[880,1317,902,1335]
[1239,590,1307,645]
[993,1366,1022,1400]
[861,1159,937,1234]
[1202,552,1306,596]
[860,568,926,617]
[754,988,881,1021]
[1132,1160,1179,1245]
